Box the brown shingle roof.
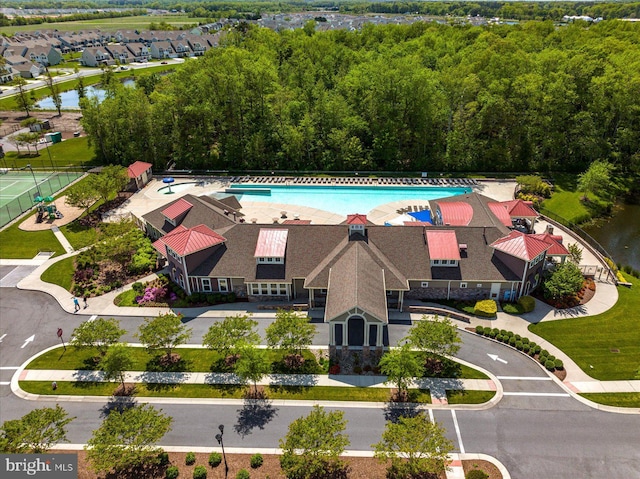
[143,194,236,234]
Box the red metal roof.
[438,201,473,226]
[487,202,513,227]
[490,231,550,261]
[346,214,367,225]
[254,228,289,257]
[127,161,153,179]
[152,225,188,256]
[501,199,539,218]
[426,231,461,260]
[529,233,570,256]
[160,224,226,256]
[161,198,193,221]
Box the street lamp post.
[215,424,229,479]
[23,163,42,198]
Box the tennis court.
[0,169,83,227]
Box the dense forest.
[80,20,640,178]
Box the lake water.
[582,202,640,271]
[35,79,135,110]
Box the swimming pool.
[225,184,471,216]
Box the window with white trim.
[201,278,212,292]
[167,248,181,260]
[421,282,429,288]
[218,278,228,292]
[249,283,288,296]
[179,274,185,288]
[449,260,458,266]
[530,253,544,266]
[431,259,458,267]
[432,259,440,265]
[256,256,284,264]
[320,288,328,294]
[460,282,467,289]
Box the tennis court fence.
[0,170,83,228]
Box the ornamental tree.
[234,345,271,398]
[202,313,260,361]
[543,262,584,300]
[373,412,453,478]
[378,343,424,401]
[266,309,316,355]
[279,405,350,479]
[70,317,125,357]
[406,315,461,358]
[86,404,172,474]
[100,343,133,391]
[136,313,191,363]
[0,405,74,453]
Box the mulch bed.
[60,450,502,479]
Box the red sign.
[57,328,63,338]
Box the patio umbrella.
[162,177,175,194]
[44,196,54,203]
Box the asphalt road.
[0,287,639,478]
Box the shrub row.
[167,452,262,478]
[474,326,562,371]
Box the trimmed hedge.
[186,452,196,466]
[474,299,498,317]
[166,466,179,479]
[250,453,263,469]
[466,470,489,479]
[518,295,536,313]
[193,466,207,479]
[236,470,250,479]
[208,452,222,468]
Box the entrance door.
[490,283,501,299]
[347,316,365,346]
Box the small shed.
[127,161,153,190]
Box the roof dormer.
[426,230,461,267]
[161,198,193,226]
[254,228,288,264]
[346,214,367,239]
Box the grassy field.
[580,393,640,408]
[529,278,640,380]
[40,256,75,292]
[3,137,95,170]
[0,217,64,258]
[0,15,210,35]
[446,389,496,404]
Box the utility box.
[47,132,62,144]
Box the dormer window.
[426,231,461,268]
[254,228,288,264]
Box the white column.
[364,320,369,347]
[377,323,383,346]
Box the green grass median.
[529,278,640,381]
[579,393,640,408]
[446,389,496,404]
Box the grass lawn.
[579,393,640,408]
[540,187,591,224]
[0,217,64,259]
[446,389,496,404]
[0,15,209,35]
[40,256,74,291]
[529,278,640,380]
[3,138,94,170]
[18,380,433,403]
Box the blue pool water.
[225,184,471,216]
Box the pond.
[35,79,135,110]
[582,202,640,271]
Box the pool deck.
[116,177,517,227]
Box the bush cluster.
[185,452,196,466]
[166,466,179,479]
[517,295,536,313]
[208,452,222,467]
[250,453,263,469]
[193,465,207,479]
[473,299,497,317]
[466,469,489,479]
[236,470,250,479]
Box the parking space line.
[503,392,570,397]
[451,410,465,454]
[0,367,19,370]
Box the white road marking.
[21,334,35,348]
[0,382,10,386]
[451,410,465,454]
[0,367,19,370]
[87,315,97,322]
[503,392,571,397]
[0,333,7,342]
[428,409,434,423]
[497,376,552,381]
[487,353,508,364]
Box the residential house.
[81,47,113,67]
[125,42,151,62]
[0,64,17,84]
[24,45,63,66]
[140,191,563,348]
[170,39,192,57]
[105,44,130,64]
[150,41,176,59]
[11,61,43,79]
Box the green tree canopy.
[379,343,424,400]
[577,160,616,199]
[234,345,271,397]
[100,343,133,390]
[279,405,350,479]
[373,412,454,478]
[0,405,74,454]
[407,315,461,358]
[265,309,316,354]
[85,404,172,474]
[202,313,259,358]
[543,262,584,300]
[70,317,125,357]
[136,313,191,361]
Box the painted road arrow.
[21,334,35,348]
[0,334,7,342]
[487,353,508,364]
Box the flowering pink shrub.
[136,286,168,304]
